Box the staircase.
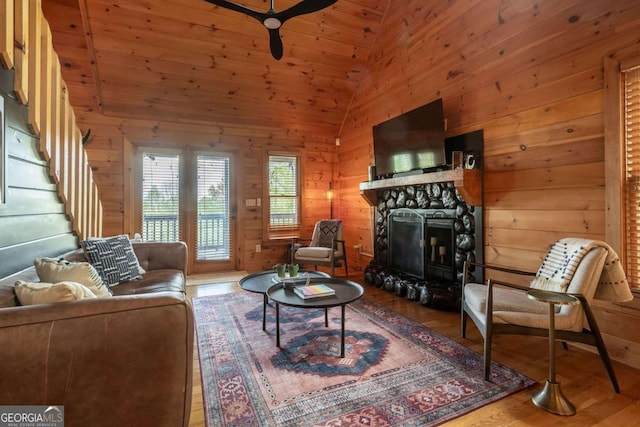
[1,0,102,240]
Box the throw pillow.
[81,235,144,287]
[15,280,97,305]
[34,257,112,297]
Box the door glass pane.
[197,155,230,260]
[141,153,180,242]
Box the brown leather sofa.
[0,242,193,427]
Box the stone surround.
[363,179,483,310]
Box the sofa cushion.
[81,235,144,287]
[110,270,185,295]
[14,280,97,305]
[34,257,112,297]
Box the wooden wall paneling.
[65,117,76,221]
[0,233,78,279]
[483,136,604,172]
[84,152,90,237]
[90,180,96,238]
[86,164,93,237]
[38,14,51,162]
[50,61,61,182]
[94,181,102,237]
[0,0,13,69]
[484,187,604,213]
[0,212,73,249]
[26,0,41,136]
[90,166,95,237]
[13,0,28,104]
[483,114,604,158]
[0,4,107,280]
[336,2,640,371]
[485,208,605,236]
[73,128,83,237]
[603,57,625,258]
[484,163,605,192]
[56,75,67,204]
[0,78,77,278]
[122,136,134,237]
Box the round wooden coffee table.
[266,277,364,357]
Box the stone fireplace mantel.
[359,169,482,206]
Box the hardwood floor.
[185,273,640,426]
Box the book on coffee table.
[294,284,335,299]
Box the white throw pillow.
[34,257,112,298]
[15,280,97,305]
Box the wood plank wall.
[0,0,102,278]
[337,0,640,367]
[75,111,336,273]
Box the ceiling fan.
[204,0,337,60]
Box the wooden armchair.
[461,238,634,392]
[291,219,348,276]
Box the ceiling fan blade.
[268,28,284,60]
[277,0,337,23]
[204,0,263,22]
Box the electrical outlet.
[353,244,362,252]
[255,244,261,253]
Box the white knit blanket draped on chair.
[530,238,633,303]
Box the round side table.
[527,289,580,416]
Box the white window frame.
[264,151,302,240]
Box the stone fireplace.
[359,169,483,310]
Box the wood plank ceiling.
[41,0,390,133]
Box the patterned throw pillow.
[81,235,144,287]
[317,220,340,248]
[34,257,112,297]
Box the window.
[196,154,231,260]
[624,67,640,289]
[267,154,300,238]
[141,152,181,242]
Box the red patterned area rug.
[193,292,534,426]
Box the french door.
[137,147,237,274]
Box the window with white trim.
[267,154,300,239]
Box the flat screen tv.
[373,98,445,178]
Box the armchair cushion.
[464,283,549,316]
[463,283,578,329]
[296,246,333,259]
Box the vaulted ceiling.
[42,0,390,134]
